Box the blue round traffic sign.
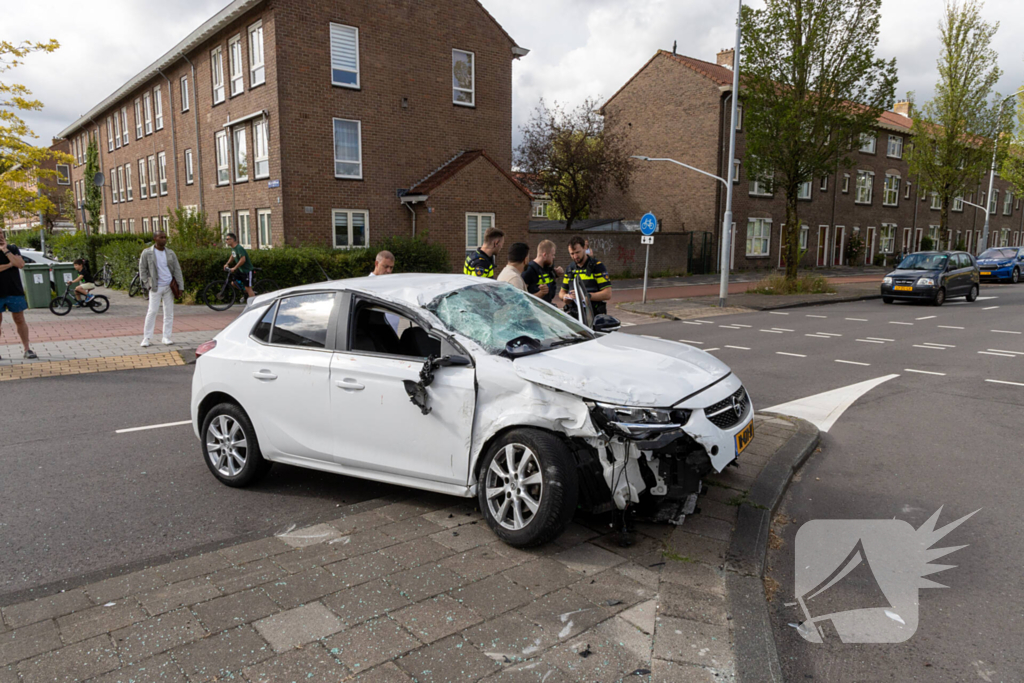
[640,213,657,236]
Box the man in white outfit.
[138,231,184,347]
[368,250,399,333]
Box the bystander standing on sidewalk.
[139,231,184,347]
[497,242,529,291]
[0,232,37,360]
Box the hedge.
[6,231,42,251]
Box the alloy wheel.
[206,414,248,477]
[485,443,544,530]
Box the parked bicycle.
[95,260,113,288]
[50,285,109,316]
[200,267,278,311]
[128,271,149,298]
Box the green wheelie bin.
[20,263,52,309]
[52,262,78,297]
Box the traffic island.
[0,413,815,682]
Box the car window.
[350,303,442,358]
[270,293,335,348]
[898,253,948,271]
[251,304,276,342]
[960,254,973,269]
[980,248,1016,259]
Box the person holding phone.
[0,232,37,360]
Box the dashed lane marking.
[987,379,1024,387]
[771,328,795,332]
[732,324,753,328]
[921,343,955,348]
[846,318,868,322]
[769,312,790,315]
[836,360,871,366]
[992,330,1022,335]
[977,296,998,301]
[906,369,946,376]
[720,325,742,330]
[806,315,827,319]
[938,325,965,330]
[857,339,886,344]
[776,352,807,358]
[916,316,936,320]
[913,345,945,350]
[724,345,751,350]
[988,349,1024,355]
[866,337,895,342]
[816,333,843,337]
[116,420,193,434]
[983,306,1000,311]
[805,334,833,339]
[760,329,784,334]
[978,351,1015,357]
[682,321,704,325]
[705,347,721,352]
[694,320,715,324]
[678,339,704,345]
[889,321,914,326]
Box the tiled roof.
[408,150,532,199]
[660,51,735,86]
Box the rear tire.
[477,428,578,548]
[966,284,979,302]
[882,297,894,304]
[49,297,71,316]
[932,288,946,306]
[202,403,271,488]
[201,281,239,311]
[89,295,110,313]
[129,277,141,297]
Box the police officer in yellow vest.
[561,235,612,315]
[464,228,505,278]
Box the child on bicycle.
[70,259,96,303]
[223,233,255,299]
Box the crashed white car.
[191,274,754,547]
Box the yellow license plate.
[894,286,913,291]
[981,271,991,275]
[735,420,754,456]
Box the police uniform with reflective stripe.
[561,256,612,315]
[463,249,496,278]
[522,261,558,303]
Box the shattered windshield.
[897,254,948,271]
[427,283,594,355]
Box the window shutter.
[330,24,359,85]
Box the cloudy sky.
[7,0,1024,148]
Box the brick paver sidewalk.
[0,414,797,683]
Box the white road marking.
[769,311,790,315]
[678,339,704,345]
[682,321,704,325]
[694,320,715,324]
[979,351,1015,357]
[705,347,721,352]
[846,318,868,322]
[805,334,833,339]
[764,374,899,433]
[866,337,895,342]
[771,327,795,332]
[905,369,946,376]
[806,315,828,318]
[977,296,998,300]
[776,352,807,358]
[986,379,1024,387]
[916,316,936,320]
[720,325,742,330]
[921,343,955,348]
[116,420,192,434]
[913,345,945,350]
[992,330,1022,335]
[983,306,1000,310]
[856,339,886,344]
[889,321,914,325]
[642,335,664,340]
[836,360,871,366]
[732,324,753,328]
[760,329,784,334]
[816,332,843,337]
[724,345,751,350]
[988,349,1024,355]
[938,325,964,330]
[620,322,636,327]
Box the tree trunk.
[785,195,800,281]
[940,197,949,246]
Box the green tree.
[1000,92,1024,200]
[741,0,897,280]
[0,39,71,227]
[515,98,632,230]
[167,206,220,248]
[83,138,102,234]
[908,0,1007,244]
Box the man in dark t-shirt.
[522,239,563,304]
[561,235,612,316]
[0,234,37,359]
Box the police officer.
[562,235,612,315]
[464,228,505,278]
[522,239,563,304]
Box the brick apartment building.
[2,139,73,233]
[598,49,1024,271]
[57,0,532,269]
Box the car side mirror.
[592,315,621,333]
[432,354,471,368]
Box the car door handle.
[253,371,278,381]
[335,379,365,391]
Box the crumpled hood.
[512,333,730,407]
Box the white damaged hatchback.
[191,274,754,547]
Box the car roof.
[249,273,492,309]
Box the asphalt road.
[627,282,1024,681]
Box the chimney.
[893,100,913,118]
[717,48,734,70]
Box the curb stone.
[723,416,820,683]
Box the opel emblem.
[731,396,742,418]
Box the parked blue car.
[976,247,1024,284]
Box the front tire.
[932,288,946,306]
[1012,268,1020,284]
[882,297,894,304]
[49,297,72,316]
[478,428,578,548]
[201,281,239,311]
[202,403,271,487]
[966,284,979,302]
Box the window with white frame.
[157,152,167,195]
[881,224,896,253]
[905,180,912,200]
[229,35,243,96]
[129,218,135,233]
[148,155,157,197]
[749,175,772,197]
[107,117,114,152]
[855,171,873,204]
[134,100,143,138]
[185,149,194,185]
[211,47,225,104]
[180,75,190,112]
[121,108,129,145]
[249,21,265,86]
[143,217,150,232]
[800,224,809,251]
[55,164,70,185]
[887,135,903,158]
[143,92,153,134]
[162,216,169,233]
[732,159,740,183]
[465,212,494,251]
[453,49,475,106]
[118,166,126,202]
[333,118,362,179]
[797,181,812,200]
[109,168,118,204]
[257,208,271,248]
[125,164,133,201]
[842,174,850,193]
[333,209,368,249]
[219,211,232,238]
[330,23,359,88]
[883,174,900,206]
[113,114,121,148]
[154,87,164,130]
[953,194,963,212]
[99,214,105,234]
[930,225,940,245]
[989,190,999,214]
[1004,191,1013,215]
[215,131,229,185]
[746,218,771,256]
[859,133,876,154]
[233,127,248,182]
[139,159,148,199]
[237,210,252,248]
[820,176,828,192]
[979,191,985,209]
[736,103,743,130]
[253,119,269,179]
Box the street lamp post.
[979,87,1024,252]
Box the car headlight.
[882,276,893,285]
[917,278,935,286]
[586,402,690,436]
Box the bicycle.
[200,268,278,311]
[49,284,109,316]
[95,261,113,288]
[128,271,149,298]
